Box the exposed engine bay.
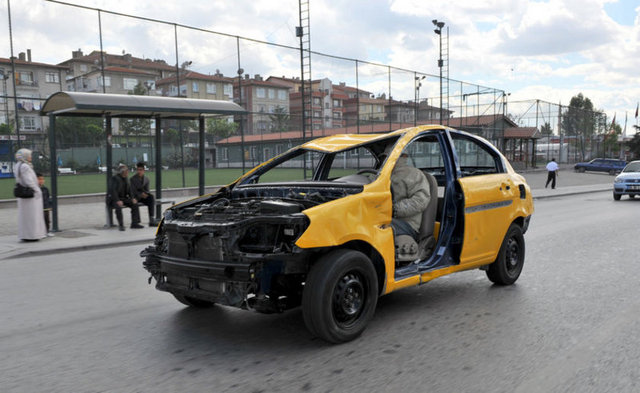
[142,183,365,313]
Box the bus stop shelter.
[40,91,246,232]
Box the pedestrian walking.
[545,158,559,189]
[13,149,47,241]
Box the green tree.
[626,128,640,158]
[561,93,598,160]
[540,122,552,136]
[55,117,103,147]
[0,119,14,135]
[604,121,622,156]
[206,117,238,141]
[268,106,290,132]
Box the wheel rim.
[332,271,366,328]
[504,236,521,276]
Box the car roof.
[300,125,444,153]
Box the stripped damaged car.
[142,125,534,343]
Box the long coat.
[14,162,47,240]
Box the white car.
[613,160,640,200]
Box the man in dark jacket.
[110,164,142,231]
[130,162,157,226]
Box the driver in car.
[390,152,431,240]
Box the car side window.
[451,134,503,177]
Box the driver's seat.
[416,172,439,259]
[394,171,439,264]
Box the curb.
[533,187,610,200]
[0,236,154,261]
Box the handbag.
[14,183,34,198]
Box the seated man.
[390,152,431,241]
[110,164,142,231]
[130,162,157,226]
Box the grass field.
[0,167,356,200]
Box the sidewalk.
[0,171,613,260]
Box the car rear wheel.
[173,293,215,308]
[577,167,585,173]
[302,249,378,343]
[486,224,525,285]
[613,192,621,201]
[609,169,616,175]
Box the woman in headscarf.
[14,148,47,241]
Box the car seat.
[394,172,438,264]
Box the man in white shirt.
[545,158,559,189]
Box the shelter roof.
[40,91,246,119]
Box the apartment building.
[233,74,290,136]
[0,50,67,144]
[156,70,233,100]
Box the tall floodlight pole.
[433,19,445,125]
[7,0,21,146]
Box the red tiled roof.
[504,127,541,139]
[0,57,67,69]
[100,66,157,76]
[446,114,517,128]
[156,71,232,85]
[217,122,415,144]
[59,51,175,71]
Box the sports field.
[0,167,357,200]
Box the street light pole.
[414,74,425,127]
[433,19,445,125]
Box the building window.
[80,64,87,72]
[192,82,199,92]
[333,112,341,119]
[268,89,275,99]
[268,105,275,113]
[16,71,34,86]
[276,144,283,155]
[45,72,59,83]
[263,147,271,160]
[250,146,258,159]
[123,78,138,90]
[313,97,321,105]
[206,83,216,94]
[179,84,187,96]
[21,116,37,131]
[221,147,228,161]
[98,76,111,87]
[278,90,287,100]
[333,99,341,107]
[145,80,155,90]
[224,84,232,98]
[256,88,266,98]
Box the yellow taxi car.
[142,125,534,343]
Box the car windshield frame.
[622,162,640,173]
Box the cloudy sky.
[2,0,639,123]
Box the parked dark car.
[574,158,626,175]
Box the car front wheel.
[302,249,378,343]
[613,192,621,201]
[486,224,525,285]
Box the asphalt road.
[1,191,639,393]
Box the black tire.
[173,293,215,308]
[577,167,585,173]
[613,192,621,201]
[302,249,378,343]
[486,224,525,285]
[609,169,616,175]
